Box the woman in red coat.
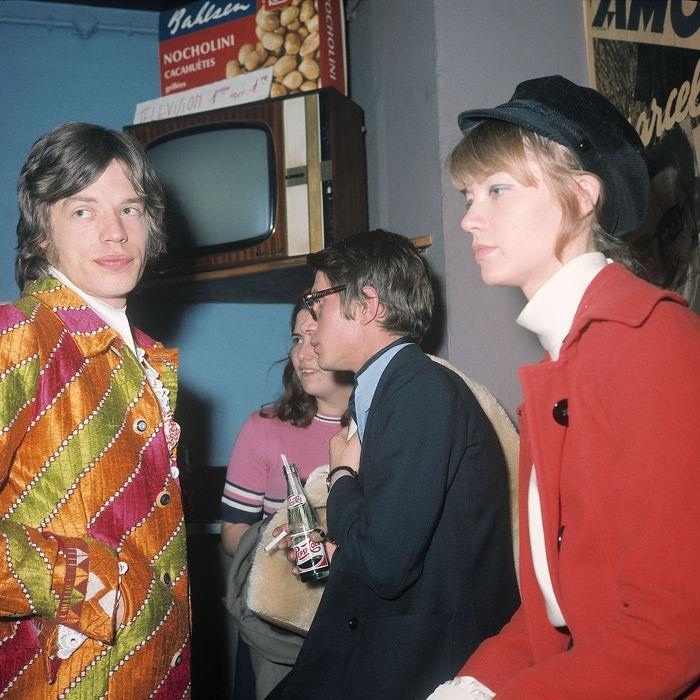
[429,75,700,699]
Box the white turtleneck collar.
[49,267,137,355]
[516,252,609,360]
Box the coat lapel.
[519,358,570,600]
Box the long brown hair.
[16,122,166,289]
[260,302,319,428]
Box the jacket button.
[170,651,183,667]
[161,571,172,585]
[552,399,569,426]
[348,617,359,630]
[133,418,148,434]
[157,490,172,507]
[557,525,565,550]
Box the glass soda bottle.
[283,462,330,583]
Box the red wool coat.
[461,264,700,699]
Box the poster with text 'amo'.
[584,0,700,312]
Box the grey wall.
[347,0,588,417]
[346,0,447,347]
[1,0,590,439]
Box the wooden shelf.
[133,235,433,304]
[410,235,433,251]
[134,255,315,303]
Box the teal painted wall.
[1,1,294,468]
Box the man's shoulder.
[381,351,501,428]
[0,293,44,335]
[387,346,462,382]
[0,299,27,326]
[384,342,428,369]
[379,347,475,405]
[0,298,44,380]
[2,279,82,333]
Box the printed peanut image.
[226,0,321,97]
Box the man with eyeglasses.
[269,229,519,699]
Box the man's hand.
[330,426,361,471]
[269,522,337,576]
[309,524,337,567]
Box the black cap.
[457,75,649,237]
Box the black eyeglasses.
[302,285,348,321]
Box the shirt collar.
[516,252,609,360]
[49,266,136,354]
[354,336,414,440]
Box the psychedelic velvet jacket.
[0,278,191,699]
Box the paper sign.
[132,67,273,124]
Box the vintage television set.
[124,87,367,298]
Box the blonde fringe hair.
[449,121,641,271]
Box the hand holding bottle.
[281,456,330,583]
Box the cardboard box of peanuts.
[158,0,347,97]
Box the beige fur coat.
[247,464,330,635]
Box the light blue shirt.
[354,341,413,441]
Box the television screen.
[146,124,275,254]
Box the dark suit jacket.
[269,344,519,699]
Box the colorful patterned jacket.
[0,278,191,698]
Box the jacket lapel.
[519,358,569,599]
